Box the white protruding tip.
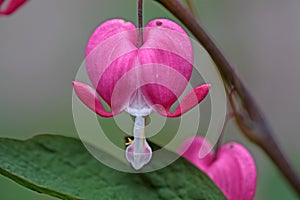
[125,140,152,170]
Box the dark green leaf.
[0,134,226,200]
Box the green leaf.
[0,134,226,200]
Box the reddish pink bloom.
[0,0,28,15]
[73,19,210,169]
[178,136,257,200]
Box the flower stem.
[137,0,143,48]
[214,112,235,160]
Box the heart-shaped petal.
[85,19,138,110]
[139,19,193,111]
[84,18,205,117]
[178,136,257,200]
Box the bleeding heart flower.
[0,0,27,15]
[178,136,257,200]
[73,18,210,170]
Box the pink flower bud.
[178,136,257,200]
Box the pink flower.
[178,136,257,200]
[73,19,210,169]
[0,0,28,15]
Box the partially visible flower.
[73,19,210,170]
[0,0,28,15]
[178,136,257,200]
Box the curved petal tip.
[73,81,114,117]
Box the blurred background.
[0,0,300,199]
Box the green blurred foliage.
[0,135,226,200]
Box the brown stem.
[155,0,300,196]
[137,0,143,48]
[214,111,235,160]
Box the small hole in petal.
[229,144,234,149]
[156,21,163,26]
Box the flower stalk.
[137,0,143,48]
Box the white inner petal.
[126,89,152,116]
[125,90,152,170]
